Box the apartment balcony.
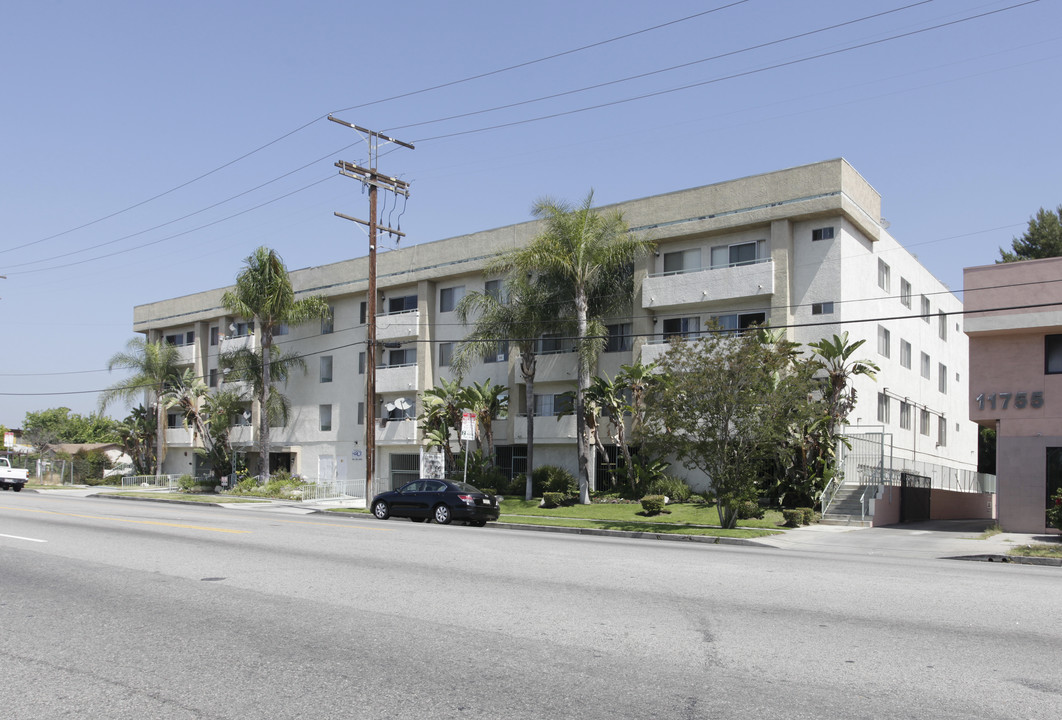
[512,414,578,442]
[642,259,774,310]
[222,335,252,351]
[377,418,417,445]
[164,427,196,447]
[376,363,418,393]
[174,344,195,365]
[228,425,255,446]
[376,310,419,341]
[532,350,579,382]
[640,341,672,366]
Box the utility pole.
[329,115,413,503]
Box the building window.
[920,409,930,436]
[484,340,509,363]
[438,342,453,367]
[900,339,912,369]
[534,393,573,417]
[388,348,416,367]
[900,278,911,308]
[877,325,891,358]
[811,226,834,241]
[938,417,947,447]
[709,312,765,334]
[878,259,890,292]
[322,307,334,334]
[921,352,931,380]
[811,301,834,315]
[358,352,365,375]
[357,402,364,425]
[209,368,218,388]
[1047,335,1062,374]
[877,392,890,424]
[439,286,465,313]
[938,311,947,341]
[538,333,570,354]
[938,363,947,394]
[710,240,766,269]
[167,412,180,429]
[210,326,219,346]
[320,356,333,383]
[605,323,632,352]
[274,324,289,336]
[921,295,931,323]
[360,301,367,324]
[231,321,252,337]
[319,405,332,432]
[899,401,911,430]
[664,316,702,340]
[663,248,702,275]
[388,295,417,314]
[485,279,504,302]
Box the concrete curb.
[949,553,1062,566]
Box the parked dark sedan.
[370,479,500,526]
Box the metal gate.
[900,472,931,523]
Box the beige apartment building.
[133,159,979,513]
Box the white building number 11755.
[976,391,1044,411]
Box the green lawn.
[1008,542,1062,559]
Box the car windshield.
[449,481,484,494]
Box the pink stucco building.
[964,256,1062,533]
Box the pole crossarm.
[334,212,405,238]
[333,161,410,196]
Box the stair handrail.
[820,475,842,515]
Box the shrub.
[796,507,817,525]
[735,500,765,520]
[782,509,803,528]
[1048,490,1062,532]
[644,476,692,503]
[177,474,198,492]
[534,466,578,495]
[641,495,666,515]
[542,492,567,509]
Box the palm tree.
[454,272,559,500]
[221,247,330,476]
[459,379,509,464]
[116,405,156,476]
[418,378,465,472]
[100,337,183,477]
[502,191,654,503]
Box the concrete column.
[769,219,794,335]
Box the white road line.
[0,533,47,543]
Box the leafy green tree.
[459,379,508,464]
[999,205,1062,262]
[502,191,653,503]
[221,246,330,475]
[116,405,157,476]
[100,338,183,476]
[455,272,560,500]
[418,378,465,472]
[23,407,120,445]
[642,331,817,528]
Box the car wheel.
[410,517,426,523]
[433,504,452,525]
[372,500,390,520]
[12,485,22,492]
[468,520,486,527]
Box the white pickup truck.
[0,457,28,492]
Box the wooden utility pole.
[330,115,413,502]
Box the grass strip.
[497,513,779,538]
[110,491,268,503]
[1007,543,1062,558]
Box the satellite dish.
[394,397,411,410]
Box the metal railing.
[122,474,181,490]
[297,478,366,503]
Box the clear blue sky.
[1,0,1059,428]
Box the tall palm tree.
[502,191,654,503]
[100,337,183,477]
[221,247,329,476]
[454,272,559,500]
[459,379,509,464]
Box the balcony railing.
[377,309,419,341]
[376,363,418,393]
[511,413,578,441]
[643,258,773,309]
[377,418,417,444]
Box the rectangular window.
[663,248,702,275]
[709,312,765,334]
[165,334,180,346]
[710,240,765,269]
[811,227,834,241]
[938,311,947,341]
[921,295,931,323]
[663,316,702,340]
[322,307,334,335]
[208,368,218,388]
[439,286,465,313]
[484,340,509,363]
[1047,335,1062,374]
[358,352,366,375]
[534,393,573,417]
[878,259,890,292]
[485,279,504,302]
[388,295,417,314]
[877,393,890,424]
[320,356,333,383]
[319,405,332,432]
[210,326,219,346]
[231,321,251,337]
[438,342,453,367]
[167,412,180,429]
[921,352,931,380]
[539,333,570,354]
[274,324,289,336]
[900,340,912,369]
[877,325,891,358]
[357,402,364,425]
[920,409,930,436]
[388,348,416,367]
[360,301,367,325]
[900,278,911,308]
[938,417,947,447]
[938,363,947,394]
[899,401,911,430]
[605,323,632,353]
[811,301,834,315]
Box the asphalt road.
[1,493,1059,719]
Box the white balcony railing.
[377,309,419,341]
[511,414,578,442]
[376,363,418,393]
[377,418,417,444]
[642,259,773,309]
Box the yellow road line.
[0,506,251,534]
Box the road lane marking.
[0,533,46,543]
[266,517,396,531]
[0,506,250,534]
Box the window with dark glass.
[811,227,834,241]
[605,323,632,352]
[388,295,417,314]
[1046,335,1062,374]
